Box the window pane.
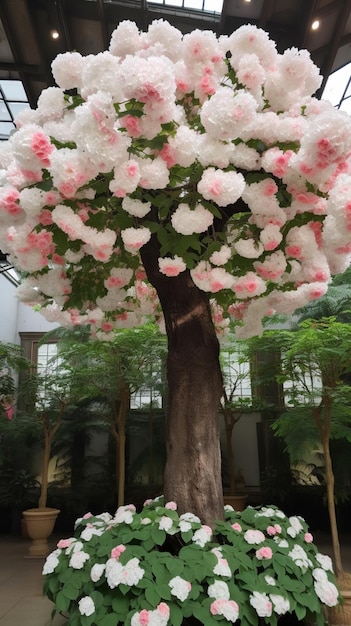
[184,0,203,9]
[204,0,223,11]
[0,121,14,138]
[1,79,27,101]
[0,102,11,121]
[9,101,30,119]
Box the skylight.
[148,0,223,12]
[322,63,351,114]
[0,79,30,141]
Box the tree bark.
[141,238,224,525]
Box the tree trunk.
[314,400,344,576]
[141,238,224,525]
[39,429,52,509]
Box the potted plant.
[21,365,74,556]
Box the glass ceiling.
[0,79,30,141]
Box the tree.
[51,324,167,506]
[267,319,351,577]
[0,341,28,420]
[1,20,351,524]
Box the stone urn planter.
[328,573,351,625]
[22,507,60,557]
[223,493,248,511]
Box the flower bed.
[43,497,339,625]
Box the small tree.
[52,324,167,506]
[0,341,28,419]
[269,319,351,578]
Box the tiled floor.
[0,531,351,625]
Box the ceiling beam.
[97,0,109,50]
[318,0,351,95]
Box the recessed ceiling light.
[311,20,320,31]
[50,29,60,40]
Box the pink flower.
[159,256,186,277]
[139,610,149,626]
[231,522,242,532]
[165,501,177,510]
[31,131,54,166]
[256,546,273,560]
[111,544,126,559]
[123,115,142,137]
[83,512,93,519]
[57,538,72,549]
[304,532,313,543]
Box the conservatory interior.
[1,1,351,626]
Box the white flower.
[179,520,192,533]
[122,557,145,586]
[169,576,191,601]
[113,504,136,525]
[78,595,95,616]
[90,563,106,582]
[171,203,213,235]
[42,550,61,574]
[214,557,231,577]
[210,245,232,266]
[122,197,151,218]
[121,227,151,255]
[159,515,173,531]
[192,525,212,547]
[250,591,273,617]
[288,516,304,533]
[288,545,312,571]
[270,594,290,615]
[197,167,245,207]
[316,553,334,572]
[244,529,265,544]
[265,575,276,586]
[80,526,103,541]
[105,558,123,588]
[208,580,230,600]
[314,579,339,607]
[69,550,90,569]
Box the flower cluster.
[43,497,339,626]
[1,20,351,339]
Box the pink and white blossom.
[197,167,245,207]
[169,576,191,601]
[210,598,240,622]
[249,591,273,618]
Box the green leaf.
[62,582,80,600]
[97,614,121,626]
[55,589,71,613]
[145,584,161,606]
[111,594,130,615]
[169,603,184,626]
[151,526,166,546]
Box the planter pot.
[223,494,248,511]
[22,507,60,558]
[328,589,351,625]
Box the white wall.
[1,273,58,345]
[16,301,58,336]
[0,276,19,343]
